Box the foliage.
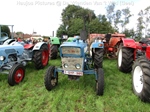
[1,25,11,38]
[105,3,133,33]
[122,28,135,38]
[56,24,67,37]
[67,18,83,36]
[0,59,150,112]
[57,4,115,37]
[136,10,145,40]
[89,16,115,34]
[121,8,133,32]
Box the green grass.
[0,58,150,112]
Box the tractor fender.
[121,38,136,48]
[91,41,104,49]
[3,39,15,45]
[146,46,150,60]
[32,42,47,51]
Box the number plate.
[64,70,83,76]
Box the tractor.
[117,37,150,102]
[0,40,49,86]
[0,25,50,86]
[44,30,105,95]
[89,33,126,59]
[49,36,75,59]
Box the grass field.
[0,58,150,112]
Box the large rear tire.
[50,44,58,59]
[96,68,104,96]
[132,57,150,102]
[44,66,58,91]
[117,46,134,73]
[8,63,25,86]
[33,44,49,69]
[94,48,104,68]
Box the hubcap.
[133,66,143,93]
[14,68,24,83]
[118,48,122,67]
[51,78,56,86]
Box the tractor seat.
[139,38,150,45]
[105,34,111,43]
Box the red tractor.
[117,38,150,102]
[89,33,126,59]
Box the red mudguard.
[121,38,137,48]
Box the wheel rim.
[42,50,49,66]
[51,78,57,86]
[118,48,122,67]
[14,68,24,83]
[133,66,143,93]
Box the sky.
[0,0,150,36]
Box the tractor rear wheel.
[117,46,134,73]
[94,48,104,68]
[33,44,49,69]
[132,57,150,102]
[8,63,25,86]
[50,44,58,59]
[44,66,58,91]
[96,68,104,96]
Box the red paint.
[14,68,24,83]
[24,44,34,49]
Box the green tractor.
[49,37,60,59]
[49,36,75,59]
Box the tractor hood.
[50,37,60,44]
[0,44,24,56]
[60,40,87,48]
[60,39,87,57]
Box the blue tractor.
[0,25,50,86]
[44,32,105,95]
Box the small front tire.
[8,63,25,86]
[96,68,104,96]
[44,66,58,91]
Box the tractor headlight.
[0,56,5,61]
[75,64,81,69]
[64,63,68,68]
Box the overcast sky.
[0,0,150,36]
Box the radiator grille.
[61,57,83,71]
[5,49,16,54]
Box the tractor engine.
[60,39,87,80]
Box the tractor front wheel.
[8,63,25,86]
[33,44,49,69]
[44,66,58,91]
[117,45,134,73]
[96,68,104,96]
[94,48,104,68]
[132,57,150,102]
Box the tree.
[114,10,122,31]
[121,7,132,32]
[1,25,11,37]
[144,6,150,37]
[136,10,145,40]
[122,28,135,38]
[57,5,97,36]
[56,24,67,37]
[61,5,96,34]
[106,2,115,24]
[67,18,83,36]
[57,4,116,36]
